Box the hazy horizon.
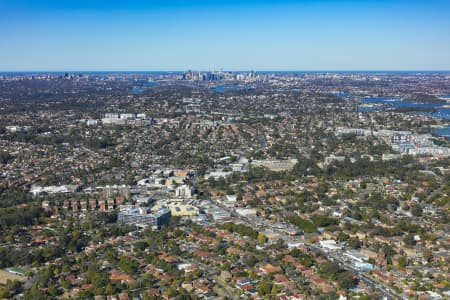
[2,69,450,74]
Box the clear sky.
[1,0,450,71]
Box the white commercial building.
[319,239,342,251]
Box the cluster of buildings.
[250,158,298,172]
[336,127,450,158]
[1,72,450,299]
[182,70,259,82]
[42,197,127,214]
[5,125,32,133]
[204,157,298,180]
[30,184,80,196]
[32,167,203,229]
[35,185,131,213]
[101,113,152,125]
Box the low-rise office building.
[118,207,171,229]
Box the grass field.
[0,270,25,284]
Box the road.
[306,243,399,300]
[213,199,402,300]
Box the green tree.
[403,233,416,246]
[397,256,408,268]
[257,279,272,296]
[411,203,422,217]
[257,233,267,244]
[347,237,362,249]
[337,272,357,290]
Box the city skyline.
[1,0,450,71]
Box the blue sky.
[0,0,449,71]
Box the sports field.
[0,270,24,284]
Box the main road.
[213,199,402,300]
